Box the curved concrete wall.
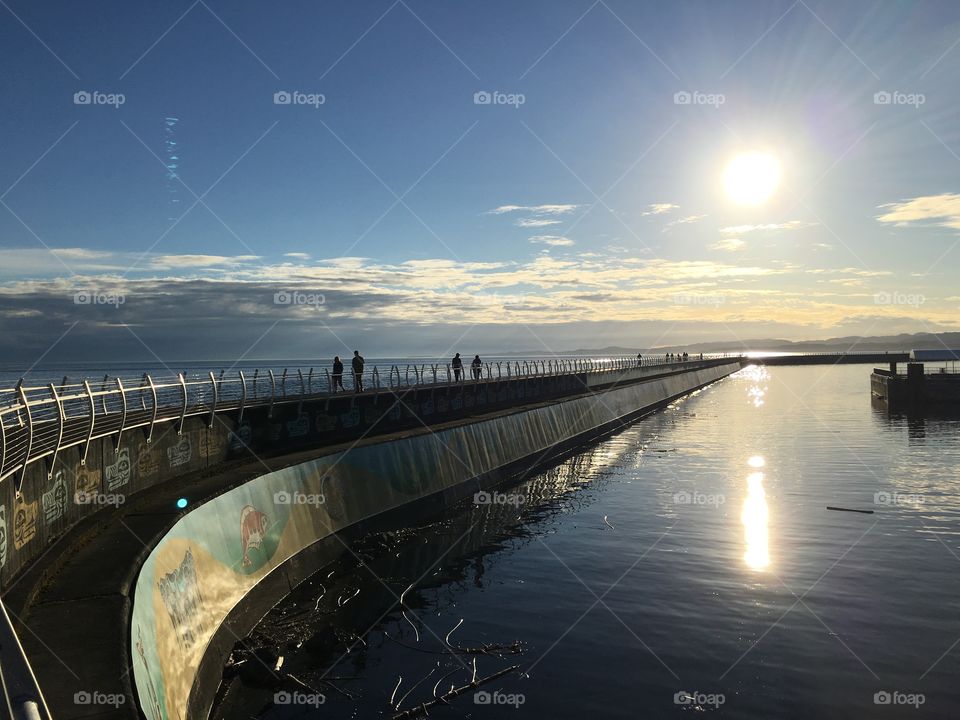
[0,361,720,587]
[130,362,738,720]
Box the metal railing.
[0,354,741,488]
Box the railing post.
[268,370,277,418]
[100,374,109,415]
[496,361,502,379]
[177,372,188,435]
[115,377,128,451]
[17,385,34,491]
[252,369,259,399]
[297,369,306,414]
[0,406,6,479]
[208,372,218,428]
[82,380,95,466]
[146,374,158,443]
[324,368,331,393]
[46,384,65,478]
[446,364,452,383]
[431,364,438,384]
[238,370,247,424]
[307,368,314,395]
[373,366,380,390]
[281,368,288,398]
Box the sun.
[723,151,781,206]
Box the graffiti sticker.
[105,448,131,490]
[42,472,68,525]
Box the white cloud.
[150,254,260,269]
[710,238,745,252]
[642,203,678,215]
[876,193,960,229]
[489,204,579,215]
[529,235,574,246]
[51,248,113,259]
[664,214,707,231]
[516,218,562,228]
[284,252,310,260]
[720,221,815,234]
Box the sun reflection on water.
[742,464,770,571]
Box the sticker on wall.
[41,471,68,525]
[167,435,192,468]
[75,466,102,498]
[239,505,270,569]
[137,447,159,479]
[0,505,7,568]
[157,548,205,651]
[14,495,38,549]
[228,423,252,452]
[286,412,310,438]
[105,448,131,491]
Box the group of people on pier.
[330,350,705,393]
[331,351,365,392]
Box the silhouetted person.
[352,350,365,392]
[683,352,688,361]
[452,352,463,382]
[471,354,482,380]
[636,353,642,367]
[332,356,345,391]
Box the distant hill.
[505,332,960,356]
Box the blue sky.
[2,0,960,362]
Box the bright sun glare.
[723,151,781,206]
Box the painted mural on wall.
[13,495,38,550]
[166,435,192,468]
[105,448,132,491]
[130,364,737,720]
[158,548,206,651]
[42,472,68,525]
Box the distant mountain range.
[506,332,960,356]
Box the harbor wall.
[129,361,740,720]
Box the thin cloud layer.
[876,193,960,230]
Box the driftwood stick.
[391,664,520,720]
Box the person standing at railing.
[471,354,482,380]
[636,353,642,367]
[332,356,345,392]
[352,350,365,392]
[452,353,463,382]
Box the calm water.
[219,364,960,719]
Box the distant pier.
[751,351,909,366]
[871,350,960,414]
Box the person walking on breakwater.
[471,354,482,380]
[452,352,463,382]
[352,350,365,392]
[332,356,345,392]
